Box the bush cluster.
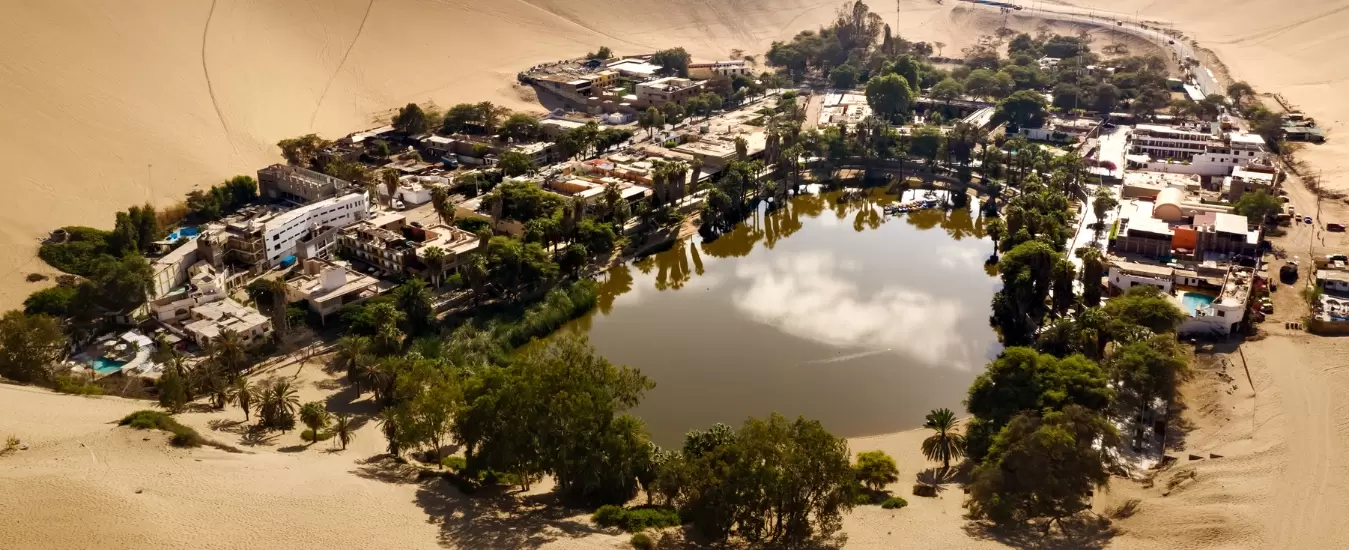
[52,375,104,396]
[880,497,908,510]
[592,505,681,533]
[118,410,204,448]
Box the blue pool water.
[165,226,200,242]
[1180,292,1216,315]
[91,357,126,374]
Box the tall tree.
[920,408,966,471]
[854,450,900,491]
[967,406,1118,529]
[0,312,67,383]
[430,186,456,227]
[454,334,655,505]
[865,73,913,122]
[1080,248,1105,308]
[299,401,331,444]
[392,103,429,135]
[332,413,355,450]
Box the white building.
[1177,266,1253,337]
[150,236,202,299]
[1107,260,1174,294]
[263,192,369,266]
[607,59,663,80]
[394,177,441,206]
[148,263,228,324]
[688,60,751,79]
[1129,124,1273,177]
[182,299,272,348]
[1318,270,1349,294]
[285,258,382,322]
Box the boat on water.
[883,199,943,214]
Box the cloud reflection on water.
[730,251,986,371]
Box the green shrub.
[38,227,113,276]
[494,280,599,349]
[593,505,680,532]
[630,533,656,550]
[454,217,491,233]
[593,504,626,527]
[118,410,203,447]
[881,497,908,509]
[440,455,467,472]
[53,375,104,396]
[301,429,333,443]
[24,286,78,318]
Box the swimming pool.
[91,357,126,375]
[1180,292,1216,316]
[165,226,200,242]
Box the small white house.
[1107,261,1174,294]
[1318,270,1349,294]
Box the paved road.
[971,2,1221,96]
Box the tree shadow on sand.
[237,427,279,447]
[207,418,248,435]
[323,383,379,416]
[914,467,965,495]
[962,516,1118,550]
[414,480,609,549]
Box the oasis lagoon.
[558,189,1002,446]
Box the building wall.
[689,63,750,79]
[263,193,369,266]
[1320,277,1349,293]
[1179,301,1242,336]
[258,164,348,204]
[395,186,434,205]
[1113,233,1173,258]
[1107,267,1173,294]
[151,239,201,299]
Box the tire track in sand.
[309,0,376,129]
[201,0,238,155]
[513,0,652,50]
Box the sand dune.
[0,0,894,310]
[1050,1,1349,191]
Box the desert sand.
[7,0,1349,548]
[7,316,1349,550]
[0,0,1151,310]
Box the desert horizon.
[4,1,1349,548]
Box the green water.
[557,189,1002,445]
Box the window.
[1217,310,1225,317]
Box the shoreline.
[6,1,1349,548]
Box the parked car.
[1280,261,1300,283]
[1328,222,1345,232]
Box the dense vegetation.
[119,410,205,447]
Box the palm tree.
[379,169,401,207]
[920,408,966,471]
[394,278,434,334]
[422,247,447,288]
[197,360,230,409]
[257,379,301,431]
[208,329,248,375]
[258,277,290,336]
[299,402,330,444]
[228,376,254,421]
[462,254,489,307]
[378,407,402,457]
[332,413,354,450]
[335,335,371,394]
[430,186,455,226]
